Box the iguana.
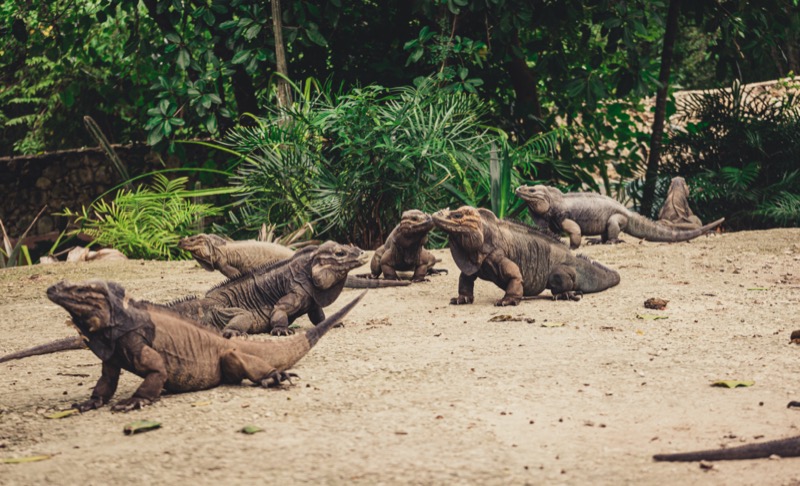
[169,241,369,337]
[657,176,704,230]
[432,206,620,306]
[653,435,800,462]
[179,233,409,289]
[42,279,366,412]
[515,184,724,249]
[0,241,371,362]
[369,209,446,282]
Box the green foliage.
[61,174,224,260]
[0,207,45,268]
[664,80,800,228]
[221,79,560,248]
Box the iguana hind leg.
[562,218,583,249]
[495,257,523,306]
[603,213,627,244]
[220,349,297,387]
[547,265,583,301]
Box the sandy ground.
[0,228,799,485]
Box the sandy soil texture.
[1,228,799,485]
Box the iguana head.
[178,234,229,271]
[514,185,551,214]
[432,206,484,248]
[666,176,690,199]
[311,241,369,290]
[46,280,125,334]
[396,209,434,238]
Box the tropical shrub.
[61,174,226,260]
[222,79,565,248]
[662,80,800,228]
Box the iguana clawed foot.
[270,326,294,336]
[426,268,449,276]
[587,237,625,245]
[450,295,474,305]
[552,291,582,301]
[111,396,154,412]
[495,296,521,306]
[260,371,299,388]
[411,277,430,283]
[73,396,106,413]
[222,329,247,339]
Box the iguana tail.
[344,275,411,288]
[653,435,800,462]
[575,255,621,293]
[626,213,724,242]
[305,290,367,347]
[0,336,86,363]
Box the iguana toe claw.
[111,397,153,412]
[73,397,105,413]
[495,297,520,306]
[411,277,430,283]
[270,327,294,336]
[260,371,298,388]
[427,268,449,276]
[222,329,247,339]
[450,295,474,305]
[552,291,582,301]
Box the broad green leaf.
[1,455,51,464]
[240,425,263,434]
[305,27,328,47]
[45,409,79,419]
[231,50,251,65]
[177,49,190,70]
[712,380,755,388]
[123,420,162,435]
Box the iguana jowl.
[44,279,366,412]
[169,241,369,336]
[515,184,724,249]
[369,209,445,282]
[179,233,410,288]
[432,206,620,306]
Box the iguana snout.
[515,185,550,213]
[47,280,116,332]
[432,206,482,234]
[311,241,368,289]
[398,209,434,234]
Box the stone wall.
[0,143,182,240]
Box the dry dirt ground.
[1,228,799,485]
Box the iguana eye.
[335,250,346,257]
[451,212,462,219]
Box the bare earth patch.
[1,228,799,485]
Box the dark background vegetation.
[1,0,798,254]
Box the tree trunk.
[507,32,543,138]
[640,0,681,217]
[271,0,292,108]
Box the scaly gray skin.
[43,279,366,412]
[657,176,704,230]
[179,233,409,289]
[432,206,620,306]
[654,435,800,462]
[169,241,368,337]
[370,209,446,282]
[515,184,724,249]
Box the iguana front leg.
[369,247,387,278]
[74,361,121,412]
[269,292,312,336]
[562,218,583,249]
[112,346,168,412]
[413,249,442,282]
[603,213,627,244]
[450,272,477,305]
[494,257,524,306]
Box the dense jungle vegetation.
[1,0,799,254]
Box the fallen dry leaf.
[711,380,755,388]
